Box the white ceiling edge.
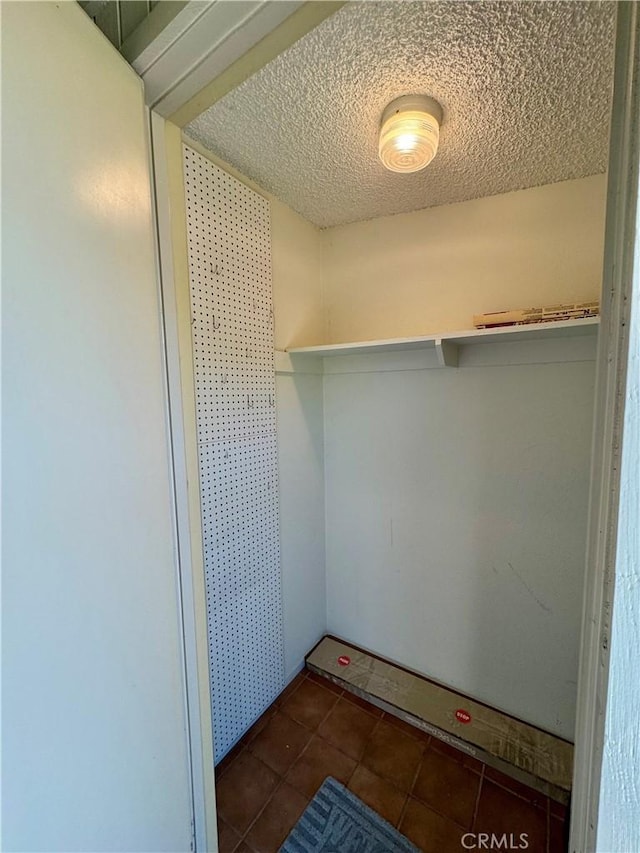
[135,0,304,117]
[127,2,210,76]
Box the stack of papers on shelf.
[473,300,600,329]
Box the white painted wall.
[271,202,327,679]
[323,175,607,343]
[2,4,192,850]
[276,365,326,681]
[318,176,605,740]
[272,196,325,350]
[323,340,597,740]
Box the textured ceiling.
[186,1,615,229]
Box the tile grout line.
[262,673,346,793]
[344,712,385,792]
[470,763,486,830]
[395,792,410,831]
[221,750,286,850]
[355,713,408,831]
[236,776,290,853]
[222,672,313,853]
[275,670,310,708]
[279,676,344,739]
[406,753,485,834]
[236,675,348,851]
[215,731,255,782]
[236,672,342,850]
[394,735,426,831]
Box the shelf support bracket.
[435,338,459,367]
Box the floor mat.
[280,776,420,852]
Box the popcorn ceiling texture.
[186,1,615,229]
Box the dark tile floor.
[215,669,569,853]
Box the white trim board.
[149,113,218,852]
[571,5,640,851]
[136,1,304,117]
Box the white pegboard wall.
[183,145,284,762]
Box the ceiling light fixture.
[378,94,443,174]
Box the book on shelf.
[473,300,600,329]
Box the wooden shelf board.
[286,317,599,358]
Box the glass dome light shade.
[378,95,443,174]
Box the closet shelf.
[286,317,599,366]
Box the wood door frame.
[148,112,218,852]
[570,4,640,850]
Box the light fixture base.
[380,94,443,128]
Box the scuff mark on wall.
[506,561,553,613]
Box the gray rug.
[279,776,420,853]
